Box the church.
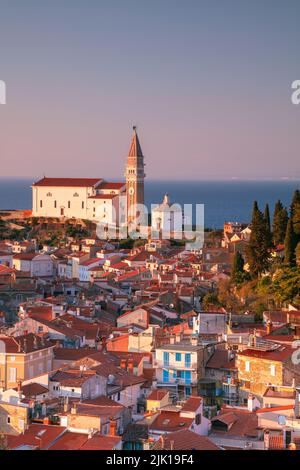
[32,127,145,226]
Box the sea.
[0,178,299,229]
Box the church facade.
[32,127,145,226]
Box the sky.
[0,0,299,180]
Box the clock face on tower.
[129,187,135,196]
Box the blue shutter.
[185,370,191,385]
[163,352,169,366]
[163,369,169,383]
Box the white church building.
[32,127,144,226]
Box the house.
[146,389,170,412]
[237,343,300,398]
[0,333,55,389]
[50,368,106,400]
[153,336,210,399]
[147,396,210,438]
[13,253,53,277]
[205,349,238,405]
[60,395,130,436]
[209,404,262,449]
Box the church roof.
[128,126,144,158]
[33,177,102,187]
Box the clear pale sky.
[0,0,299,180]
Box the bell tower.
[125,126,145,223]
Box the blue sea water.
[0,178,299,229]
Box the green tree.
[272,267,300,305]
[291,189,300,242]
[272,200,288,246]
[231,251,245,284]
[284,218,297,267]
[247,201,270,277]
[296,242,300,266]
[264,203,272,247]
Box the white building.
[151,194,183,237]
[13,253,53,277]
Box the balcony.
[154,360,197,370]
[157,378,198,387]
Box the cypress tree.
[284,218,297,267]
[264,203,272,247]
[247,201,270,277]
[291,189,300,242]
[231,250,245,283]
[272,200,288,245]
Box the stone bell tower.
[125,126,145,223]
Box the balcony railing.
[154,360,198,370]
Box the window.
[117,392,121,401]
[82,201,84,209]
[54,201,57,208]
[195,413,201,424]
[175,353,181,362]
[40,200,43,208]
[10,356,15,362]
[185,353,191,367]
[7,417,11,424]
[270,364,276,376]
[163,352,169,366]
[68,201,71,208]
[8,367,16,382]
[245,361,250,372]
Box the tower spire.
[128,125,143,159]
[125,126,145,224]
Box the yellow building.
[0,333,54,390]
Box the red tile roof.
[238,346,293,362]
[33,177,102,187]
[7,424,66,450]
[79,435,121,450]
[181,396,202,412]
[48,432,89,450]
[150,410,193,432]
[152,429,221,450]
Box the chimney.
[109,418,117,436]
[247,394,255,412]
[120,358,127,369]
[71,403,77,415]
[175,332,182,343]
[170,335,175,345]
[127,359,134,373]
[17,380,22,399]
[264,430,270,450]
